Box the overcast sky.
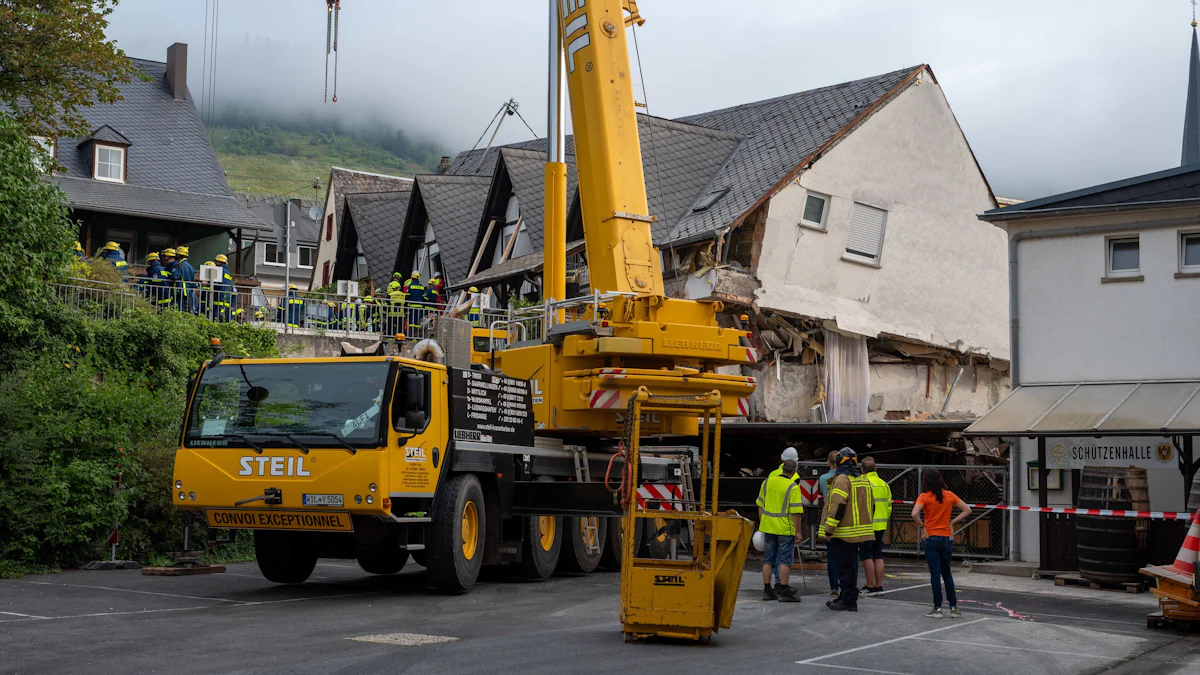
[107,0,1200,199]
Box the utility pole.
[284,200,293,292]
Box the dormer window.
[94,145,125,182]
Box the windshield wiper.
[223,434,263,454]
[283,434,310,455]
[300,432,357,455]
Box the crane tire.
[557,516,608,574]
[411,550,427,567]
[519,515,562,579]
[599,516,642,569]
[254,530,317,584]
[427,473,486,593]
[357,548,410,575]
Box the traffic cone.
[1167,511,1200,577]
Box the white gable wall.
[753,70,1009,359]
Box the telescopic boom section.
[558,0,664,297]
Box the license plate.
[206,509,353,532]
[302,493,344,507]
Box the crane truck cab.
[173,350,629,592]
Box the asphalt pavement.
[1,559,1199,675]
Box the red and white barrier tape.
[889,499,1193,521]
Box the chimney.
[166,43,188,101]
[436,156,452,175]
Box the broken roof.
[326,166,414,224]
[398,174,493,283]
[339,190,413,290]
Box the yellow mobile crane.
[172,1,756,603]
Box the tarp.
[964,381,1200,437]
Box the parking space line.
[21,581,243,604]
[913,636,1126,660]
[0,611,49,619]
[795,664,913,675]
[796,618,988,666]
[0,605,220,623]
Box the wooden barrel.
[1076,467,1149,584]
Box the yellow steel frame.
[619,387,753,642]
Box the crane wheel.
[519,515,561,579]
[357,548,410,575]
[254,530,317,584]
[427,473,486,593]
[557,516,608,574]
[599,516,643,569]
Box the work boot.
[774,583,796,595]
[763,584,778,601]
[777,587,801,603]
[826,599,856,611]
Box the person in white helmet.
[756,447,804,602]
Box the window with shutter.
[844,202,888,265]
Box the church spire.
[1183,1,1200,165]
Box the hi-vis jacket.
[756,465,803,536]
[864,471,892,532]
[822,473,875,543]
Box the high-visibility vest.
[755,466,803,536]
[864,471,892,532]
[823,473,875,542]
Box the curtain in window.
[824,329,870,422]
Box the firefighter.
[73,241,86,261]
[403,271,426,333]
[172,246,196,313]
[756,447,804,602]
[142,252,163,304]
[468,286,482,327]
[426,273,445,308]
[158,248,177,311]
[285,284,303,328]
[859,456,892,595]
[822,447,875,612]
[97,241,129,277]
[214,253,234,322]
[360,294,378,332]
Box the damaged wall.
[750,358,1009,423]
[752,68,1008,360]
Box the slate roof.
[670,66,921,244]
[49,57,260,229]
[491,147,579,252]
[451,239,586,291]
[340,190,413,290]
[398,174,494,284]
[326,167,413,224]
[979,163,1200,222]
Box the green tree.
[0,114,75,344]
[0,0,140,139]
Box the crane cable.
[332,0,340,102]
[630,20,674,280]
[324,1,332,102]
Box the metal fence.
[796,461,1008,560]
[52,278,510,341]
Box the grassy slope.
[209,126,434,197]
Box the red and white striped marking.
[797,479,820,507]
[892,500,1193,520]
[741,347,758,363]
[637,484,683,511]
[599,368,627,379]
[735,397,750,417]
[588,389,622,409]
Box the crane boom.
[557,0,663,297]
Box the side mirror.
[405,372,426,412]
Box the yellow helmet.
[162,248,176,258]
[411,270,421,278]
[176,246,189,257]
[288,284,298,290]
[146,252,160,262]
[104,241,119,251]
[215,253,228,264]
[73,241,83,252]
[203,261,214,267]
[469,286,478,292]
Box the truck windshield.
[184,362,392,448]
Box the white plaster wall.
[754,70,1008,359]
[1013,215,1200,383]
[309,187,338,291]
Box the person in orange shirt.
[911,468,971,619]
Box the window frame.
[1180,231,1200,275]
[31,136,55,171]
[841,201,888,268]
[297,246,317,269]
[262,243,286,267]
[93,144,125,183]
[1105,235,1141,279]
[799,191,830,231]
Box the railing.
[52,278,510,342]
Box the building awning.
[964,382,1200,437]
